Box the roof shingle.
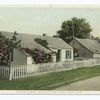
[75,38,100,54]
[1,31,73,53]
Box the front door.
[56,49,61,62]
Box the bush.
[23,48,52,64]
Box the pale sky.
[0,6,100,37]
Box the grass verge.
[0,65,100,90]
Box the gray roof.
[0,31,72,52]
[1,31,51,53]
[75,38,100,54]
[31,34,73,50]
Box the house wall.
[27,56,33,65]
[61,49,73,61]
[52,55,56,62]
[71,50,74,61]
[51,48,73,62]
[50,49,57,62]
[93,54,100,58]
[12,48,73,65]
[61,49,66,61]
[69,40,93,59]
[11,49,27,65]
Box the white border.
[0,90,100,95]
[0,0,100,4]
[0,1,100,100]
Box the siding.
[61,49,66,61]
[61,49,73,61]
[51,49,73,62]
[93,54,100,58]
[11,49,27,65]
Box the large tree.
[56,17,92,43]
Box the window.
[66,50,71,59]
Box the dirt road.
[56,76,100,91]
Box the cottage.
[69,38,100,59]
[32,34,73,62]
[1,31,73,65]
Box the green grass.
[1,65,100,90]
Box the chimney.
[43,33,47,36]
[53,35,58,38]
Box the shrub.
[23,48,52,64]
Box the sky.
[0,6,100,37]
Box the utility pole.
[72,21,75,59]
[72,21,75,39]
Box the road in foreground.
[56,76,100,91]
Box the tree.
[7,31,21,64]
[0,31,21,65]
[94,37,100,44]
[56,17,92,43]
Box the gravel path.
[56,76,100,91]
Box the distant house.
[1,31,73,65]
[69,38,100,59]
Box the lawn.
[0,65,100,90]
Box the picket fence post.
[9,65,13,80]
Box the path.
[56,76,100,91]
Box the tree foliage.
[0,31,21,65]
[34,38,48,49]
[56,17,92,43]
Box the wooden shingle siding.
[11,49,27,65]
[70,40,93,59]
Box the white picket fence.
[0,66,10,79]
[1,59,100,80]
